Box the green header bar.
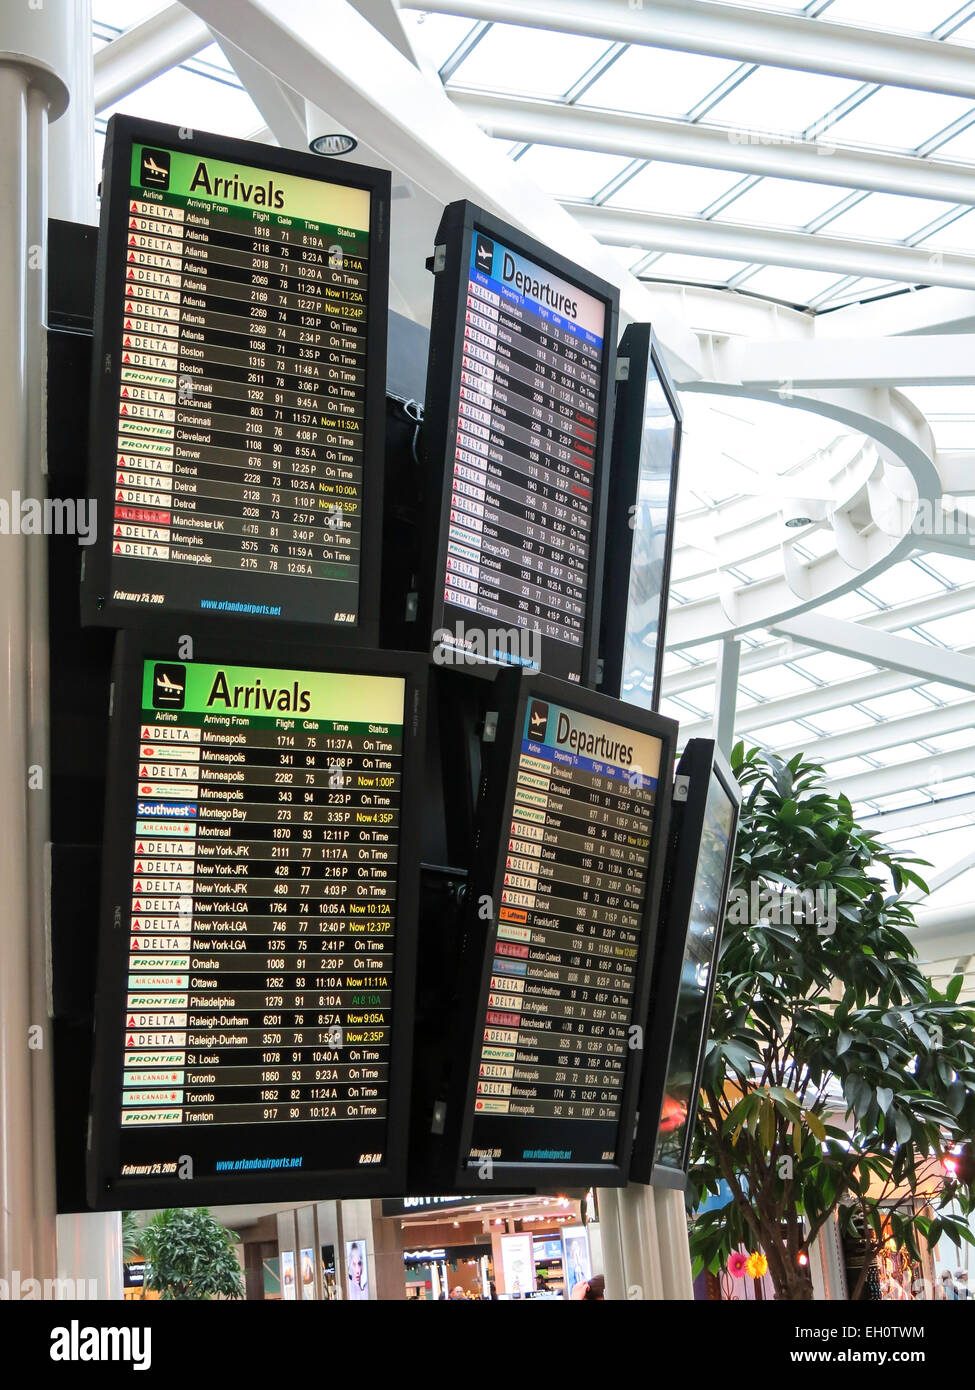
[130,142,371,242]
[141,659,405,727]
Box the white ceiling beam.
[672,647,975,743]
[824,746,975,801]
[214,36,307,149]
[407,0,975,99]
[94,3,211,110]
[905,847,975,904]
[772,613,975,691]
[712,335,975,389]
[936,455,975,496]
[778,699,975,764]
[566,202,975,291]
[820,288,975,340]
[860,791,975,833]
[452,89,975,207]
[665,585,975,697]
[178,0,704,378]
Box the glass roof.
[89,0,975,911]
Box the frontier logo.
[50,1321,151,1371]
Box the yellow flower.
[746,1251,768,1278]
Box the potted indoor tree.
[687,744,975,1300]
[138,1207,245,1301]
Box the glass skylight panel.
[511,143,632,200]
[860,689,940,719]
[748,664,818,698]
[579,45,742,119]
[931,121,975,164]
[911,611,975,646]
[924,865,975,909]
[860,559,948,605]
[931,775,975,797]
[659,698,698,725]
[447,24,611,98]
[808,706,871,734]
[606,160,746,216]
[710,176,850,231]
[791,528,836,560]
[703,67,863,137]
[868,790,936,812]
[866,742,936,767]
[822,755,876,778]
[665,571,720,601]
[917,681,967,703]
[402,12,485,71]
[924,730,975,752]
[791,651,874,683]
[825,88,975,153]
[822,0,963,35]
[914,555,975,587]
[642,252,755,284]
[816,589,881,619]
[818,192,958,241]
[99,66,264,141]
[747,719,819,746]
[732,265,852,304]
[813,277,906,309]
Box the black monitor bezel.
[600,324,682,711]
[453,671,677,1190]
[630,738,742,1189]
[82,114,391,640]
[85,625,426,1209]
[421,200,620,688]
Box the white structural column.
[713,639,741,757]
[655,1187,695,1300]
[0,6,68,1287]
[408,0,975,99]
[55,1213,122,1300]
[48,0,95,224]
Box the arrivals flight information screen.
[434,226,610,683]
[88,646,421,1205]
[85,118,388,633]
[461,692,670,1181]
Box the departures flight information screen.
[437,232,607,682]
[463,696,665,1175]
[89,653,413,1200]
[86,121,384,630]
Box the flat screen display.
[619,356,679,708]
[654,769,736,1170]
[435,227,609,683]
[88,647,420,1205]
[461,695,668,1179]
[85,118,388,631]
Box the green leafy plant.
[687,744,975,1301]
[121,1211,143,1262]
[138,1207,244,1301]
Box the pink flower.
[727,1250,749,1279]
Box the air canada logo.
[153,663,185,709]
[141,147,170,189]
[474,234,494,275]
[528,701,549,741]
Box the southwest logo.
[153,663,185,709]
[141,148,170,189]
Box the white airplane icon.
[157,673,183,694]
[144,156,167,177]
